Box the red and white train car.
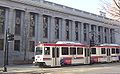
[34,41,120,67]
[34,41,91,67]
[91,44,120,63]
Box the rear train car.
[91,44,120,63]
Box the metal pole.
[6,29,9,65]
[3,30,8,72]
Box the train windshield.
[35,47,43,55]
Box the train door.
[106,48,111,62]
[52,47,60,66]
[84,48,90,64]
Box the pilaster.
[71,21,75,41]
[50,17,55,42]
[61,18,66,41]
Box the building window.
[83,23,87,30]
[65,19,69,40]
[98,26,103,43]
[15,10,21,35]
[91,25,94,31]
[91,25,96,31]
[112,48,115,54]
[75,21,79,41]
[84,33,87,41]
[55,17,60,39]
[0,39,4,50]
[104,28,108,43]
[30,13,36,37]
[83,23,89,41]
[77,48,83,55]
[29,41,35,52]
[0,7,5,34]
[44,47,50,55]
[98,26,101,32]
[70,47,76,55]
[14,40,20,51]
[105,36,107,43]
[91,48,96,54]
[43,15,49,38]
[110,29,114,43]
[116,49,120,54]
[101,48,106,54]
[62,47,69,55]
[98,35,101,43]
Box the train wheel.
[38,63,46,68]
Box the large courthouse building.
[0,0,120,65]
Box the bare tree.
[101,0,120,20]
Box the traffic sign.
[7,33,14,41]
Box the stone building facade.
[0,0,120,65]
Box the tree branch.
[113,0,120,9]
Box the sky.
[45,0,102,15]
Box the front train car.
[34,41,91,67]
[34,43,61,67]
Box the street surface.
[0,62,120,74]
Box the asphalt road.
[0,62,120,74]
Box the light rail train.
[34,41,120,67]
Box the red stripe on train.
[43,58,51,60]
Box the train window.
[77,48,83,55]
[70,47,76,55]
[62,47,69,55]
[112,48,115,54]
[101,48,105,54]
[44,47,50,55]
[35,47,43,55]
[116,48,119,54]
[91,48,96,54]
[107,48,110,56]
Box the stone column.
[113,29,115,43]
[59,18,62,40]
[50,17,55,43]
[80,22,84,43]
[38,14,43,43]
[102,27,105,43]
[71,20,75,41]
[22,10,30,60]
[61,18,66,41]
[96,25,99,44]
[7,8,15,52]
[78,22,81,42]
[21,11,25,52]
[69,20,72,41]
[48,16,51,43]
[86,23,90,44]
[108,28,111,43]
[89,24,91,44]
[35,13,40,45]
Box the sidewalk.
[0,64,48,74]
